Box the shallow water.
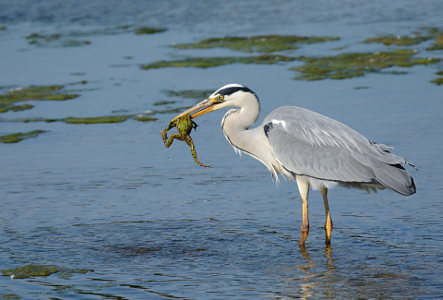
[1,1,443,299]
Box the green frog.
[161,114,212,168]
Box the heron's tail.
[373,163,416,196]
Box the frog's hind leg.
[161,130,184,148]
[185,136,212,168]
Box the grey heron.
[171,83,416,246]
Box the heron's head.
[171,83,258,122]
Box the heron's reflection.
[295,244,336,299]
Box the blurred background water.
[0,0,442,299]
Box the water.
[1,1,442,298]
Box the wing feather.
[263,106,413,192]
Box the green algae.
[63,114,157,124]
[26,32,91,47]
[0,85,79,113]
[174,35,339,53]
[1,264,91,279]
[164,89,213,100]
[362,28,443,50]
[132,115,158,122]
[7,114,157,125]
[134,26,167,35]
[25,25,167,47]
[22,118,58,123]
[0,26,7,31]
[292,49,440,81]
[142,55,296,69]
[430,77,443,86]
[363,35,431,46]
[0,130,46,143]
[153,100,177,106]
[63,115,129,124]
[1,294,20,300]
[2,265,58,278]
[427,31,443,50]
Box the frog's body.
[161,114,212,168]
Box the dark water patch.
[108,244,212,259]
[153,100,176,106]
[174,35,339,53]
[1,264,91,279]
[0,130,46,143]
[142,55,296,69]
[0,85,79,113]
[292,49,440,81]
[134,26,167,35]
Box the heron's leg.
[321,187,333,245]
[296,177,310,247]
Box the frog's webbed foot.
[161,129,169,146]
[185,136,213,168]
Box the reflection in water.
[296,245,336,299]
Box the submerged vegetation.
[363,28,443,51]
[26,32,91,47]
[0,85,79,113]
[142,55,296,69]
[134,26,167,35]
[1,264,91,279]
[163,89,213,100]
[26,25,167,47]
[0,130,46,143]
[18,114,158,125]
[143,29,442,83]
[363,35,431,46]
[174,35,339,53]
[292,49,440,80]
[427,30,443,50]
[431,71,443,85]
[63,115,129,124]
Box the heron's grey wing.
[263,106,415,195]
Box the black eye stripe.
[217,86,254,96]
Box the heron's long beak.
[171,97,222,122]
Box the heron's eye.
[218,95,224,101]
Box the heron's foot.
[299,224,309,247]
[324,221,333,245]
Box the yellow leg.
[321,187,333,245]
[296,177,310,247]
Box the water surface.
[0,1,442,298]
